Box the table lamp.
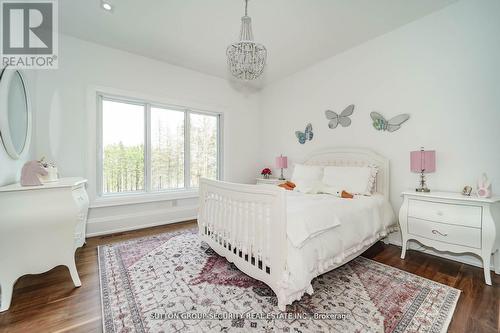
[275,155,288,180]
[410,148,436,192]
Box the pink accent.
[275,155,288,169]
[20,161,48,186]
[410,150,435,173]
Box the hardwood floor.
[1,221,498,333]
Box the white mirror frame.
[0,68,32,160]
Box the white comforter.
[283,192,397,302]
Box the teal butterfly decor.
[370,112,410,132]
[295,123,313,144]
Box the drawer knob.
[432,229,448,237]
[436,211,444,216]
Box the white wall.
[0,70,37,187]
[259,0,500,206]
[258,0,500,267]
[34,35,260,235]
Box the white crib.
[197,148,390,310]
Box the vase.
[263,174,270,179]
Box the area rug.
[98,229,460,333]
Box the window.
[98,94,221,196]
[102,100,145,193]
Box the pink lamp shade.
[276,155,288,169]
[410,150,436,173]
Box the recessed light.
[101,2,112,11]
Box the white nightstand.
[256,178,287,185]
[399,191,500,285]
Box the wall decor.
[295,123,313,144]
[325,104,354,129]
[370,112,409,132]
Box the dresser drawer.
[408,217,481,249]
[408,199,481,228]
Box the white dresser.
[399,191,500,285]
[0,177,89,311]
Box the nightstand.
[399,191,500,285]
[256,178,287,185]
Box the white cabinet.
[399,191,500,285]
[0,177,89,312]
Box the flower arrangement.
[39,156,56,168]
[261,168,272,179]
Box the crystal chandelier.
[226,0,267,80]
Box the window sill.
[90,189,199,208]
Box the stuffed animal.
[327,188,354,199]
[20,160,48,186]
[476,173,492,198]
[278,181,296,191]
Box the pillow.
[321,165,378,195]
[291,164,324,194]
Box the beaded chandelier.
[226,0,267,80]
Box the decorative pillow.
[291,164,324,194]
[321,165,378,195]
[366,164,379,193]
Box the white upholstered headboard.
[303,148,390,200]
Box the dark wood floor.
[0,220,498,333]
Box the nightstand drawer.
[408,199,481,228]
[408,217,481,249]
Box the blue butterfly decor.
[370,112,410,132]
[295,123,313,144]
[325,104,354,129]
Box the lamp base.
[278,168,285,180]
[416,171,431,192]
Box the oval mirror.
[0,68,31,160]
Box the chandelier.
[226,0,267,80]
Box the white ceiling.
[59,0,457,85]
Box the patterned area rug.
[98,229,460,333]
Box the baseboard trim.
[385,238,497,272]
[86,215,197,237]
[86,204,198,237]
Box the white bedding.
[283,192,397,299]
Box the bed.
[197,148,397,310]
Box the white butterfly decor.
[325,104,354,129]
[370,112,410,132]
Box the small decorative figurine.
[370,112,410,132]
[295,123,313,144]
[325,104,354,129]
[476,173,492,198]
[20,160,48,186]
[462,185,473,196]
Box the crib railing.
[198,178,287,294]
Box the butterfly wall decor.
[325,104,354,129]
[370,112,410,132]
[295,123,313,144]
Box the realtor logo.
[1,0,58,69]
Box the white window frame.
[96,92,223,202]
